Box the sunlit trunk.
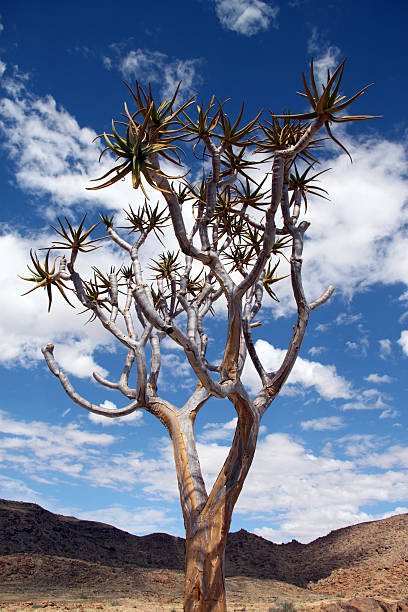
[174,389,261,611]
[184,503,232,612]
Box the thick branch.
[42,344,144,417]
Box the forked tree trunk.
[171,388,261,612]
[184,514,228,611]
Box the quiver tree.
[22,60,377,611]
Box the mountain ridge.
[1,498,407,588]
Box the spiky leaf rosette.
[231,176,269,210]
[263,260,290,301]
[87,97,186,197]
[123,80,193,140]
[217,102,262,148]
[272,59,380,161]
[149,251,182,282]
[289,164,330,212]
[48,215,104,253]
[257,112,323,164]
[19,250,74,312]
[180,97,220,141]
[119,201,170,245]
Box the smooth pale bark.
[165,386,261,611]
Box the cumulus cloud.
[2,406,408,543]
[75,504,175,535]
[0,67,150,216]
[359,445,408,469]
[342,387,390,412]
[200,417,238,442]
[104,47,201,101]
[398,330,408,356]
[88,401,144,426]
[364,373,393,384]
[0,230,130,378]
[335,434,381,458]
[335,313,362,326]
[379,339,393,359]
[307,28,341,87]
[0,474,40,502]
[296,138,408,310]
[0,409,116,481]
[214,0,278,36]
[235,432,408,542]
[345,336,369,357]
[246,131,408,320]
[242,339,352,400]
[307,346,327,357]
[0,408,179,501]
[300,416,344,431]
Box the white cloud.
[296,138,408,311]
[2,59,408,322]
[342,391,388,411]
[364,373,393,384]
[246,133,408,320]
[398,330,408,356]
[199,417,267,444]
[345,337,369,357]
[307,28,341,87]
[233,432,408,542]
[359,445,408,469]
[2,406,407,544]
[159,352,196,392]
[0,410,114,449]
[0,474,40,501]
[214,0,278,36]
[0,409,179,500]
[301,416,344,431]
[0,410,117,482]
[335,312,362,326]
[336,434,381,458]
[307,346,326,356]
[0,230,130,378]
[106,47,201,101]
[242,339,352,400]
[88,401,144,426]
[75,505,175,535]
[379,338,392,359]
[379,408,399,420]
[0,69,149,215]
[200,417,238,442]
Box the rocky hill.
[1,498,407,588]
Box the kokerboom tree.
[22,59,377,611]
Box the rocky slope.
[1,499,407,587]
[0,498,407,608]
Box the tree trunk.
[169,386,261,611]
[184,512,229,612]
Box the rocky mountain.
[1,498,407,589]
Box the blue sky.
[0,0,407,544]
